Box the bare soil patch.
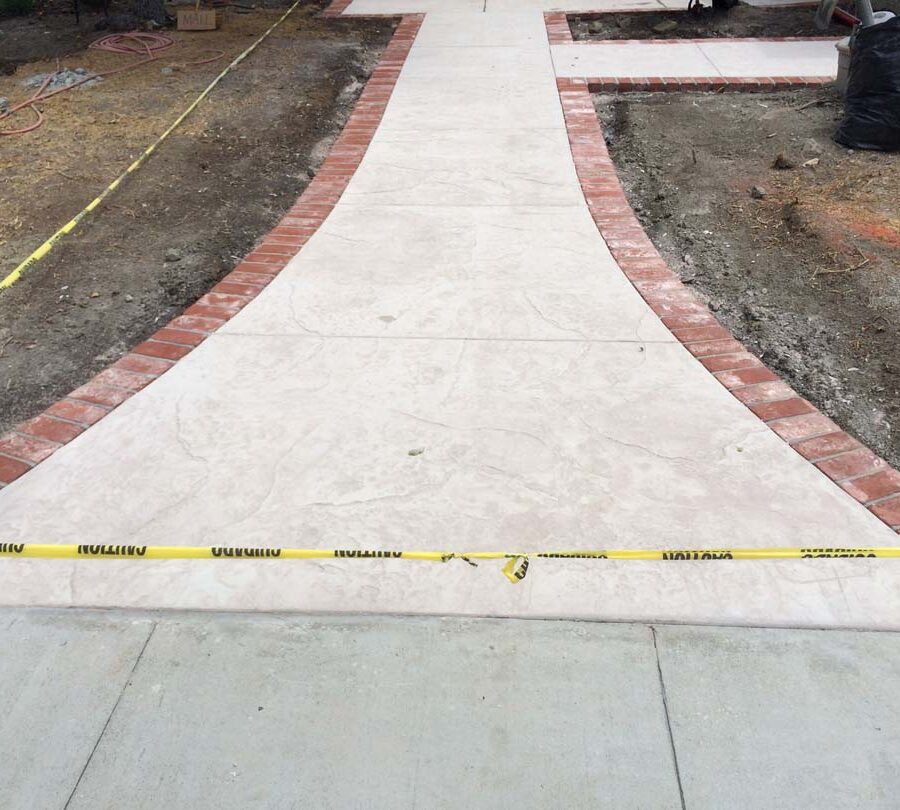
[597,88,900,468]
[571,6,852,39]
[0,1,395,434]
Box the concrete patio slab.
[220,204,673,341]
[656,624,900,809]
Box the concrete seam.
[651,626,687,810]
[62,621,158,810]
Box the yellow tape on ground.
[2,544,898,583]
[0,0,304,291]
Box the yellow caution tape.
[1,544,897,583]
[0,0,305,291]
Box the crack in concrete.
[523,292,587,339]
[577,417,696,465]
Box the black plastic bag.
[835,17,900,151]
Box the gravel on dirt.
[597,88,900,469]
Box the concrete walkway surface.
[3,609,900,810]
[0,0,897,629]
[553,38,840,80]
[2,4,899,808]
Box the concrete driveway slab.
[0,611,153,810]
[655,625,900,809]
[65,615,681,810]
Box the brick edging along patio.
[0,14,425,489]
[555,76,900,533]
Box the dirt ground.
[597,89,900,469]
[572,5,856,39]
[0,1,395,434]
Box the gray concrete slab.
[551,40,839,82]
[63,613,681,810]
[655,625,900,809]
[414,11,550,49]
[0,611,153,810]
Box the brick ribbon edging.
[0,14,424,490]
[322,0,354,16]
[556,76,900,533]
[584,76,832,92]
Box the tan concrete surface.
[0,1,895,625]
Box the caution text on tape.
[1,544,897,583]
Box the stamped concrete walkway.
[0,1,896,626]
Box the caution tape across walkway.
[1,543,897,584]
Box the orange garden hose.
[0,32,223,136]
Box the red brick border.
[0,14,424,489]
[322,0,354,16]
[580,76,832,92]
[584,37,839,43]
[545,12,574,45]
[322,0,403,18]
[556,76,900,534]
[549,12,837,46]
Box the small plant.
[0,0,35,15]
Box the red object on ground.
[833,7,860,27]
[0,32,221,137]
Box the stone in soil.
[22,68,102,92]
